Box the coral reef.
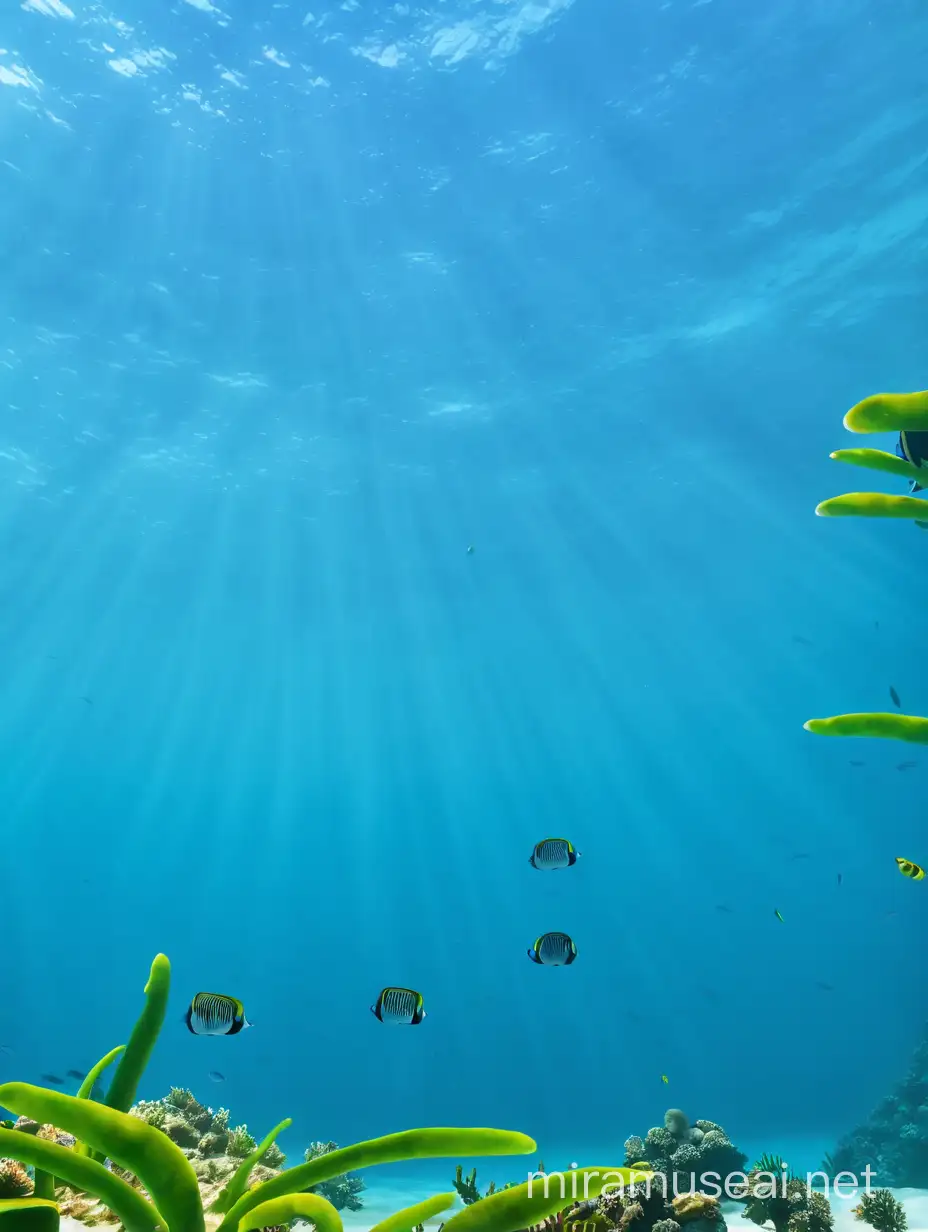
[623,1110,747,1195]
[302,1141,366,1211]
[827,1022,928,1187]
[125,1087,282,1211]
[597,1170,723,1232]
[739,1160,833,1232]
[0,1156,33,1198]
[853,1190,908,1232]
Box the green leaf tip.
[370,1191,458,1232]
[829,448,928,484]
[803,713,928,743]
[0,1084,200,1232]
[815,492,928,519]
[441,1167,652,1232]
[217,1128,537,1232]
[77,1046,125,1101]
[105,954,171,1118]
[843,390,928,434]
[237,1193,343,1232]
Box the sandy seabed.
[55,1184,928,1232]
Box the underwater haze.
[1,0,927,1193]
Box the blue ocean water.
[1,0,927,1218]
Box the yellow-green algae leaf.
[441,1167,653,1232]
[0,1197,60,1231]
[804,713,928,744]
[237,1193,342,1232]
[843,390,928,433]
[829,448,928,484]
[369,1192,458,1232]
[815,492,928,519]
[0,1085,199,1232]
[217,1128,537,1232]
[73,1046,126,1158]
[0,1128,162,1231]
[210,1117,292,1213]
[105,955,171,1115]
[77,1046,125,1101]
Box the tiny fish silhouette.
[208,1070,225,1082]
[815,982,834,992]
[790,851,811,861]
[661,1074,669,1084]
[890,686,901,708]
[714,904,733,913]
[774,908,784,922]
[466,545,474,554]
[849,760,865,767]
[897,761,918,771]
[80,697,92,705]
[41,1074,64,1085]
[65,1069,86,1080]
[837,872,843,887]
[791,635,813,647]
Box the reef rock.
[828,1022,928,1187]
[624,1110,747,1196]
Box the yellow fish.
[896,857,925,881]
[775,909,784,922]
[661,1074,669,1084]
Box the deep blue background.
[0,0,926,1178]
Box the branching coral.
[0,1157,33,1198]
[853,1190,907,1232]
[740,1167,833,1232]
[127,1088,282,1209]
[301,1141,366,1211]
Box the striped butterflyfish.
[528,837,580,870]
[370,986,426,1025]
[185,992,252,1036]
[898,430,928,491]
[896,857,925,881]
[527,931,577,966]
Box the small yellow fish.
[661,1074,669,1084]
[896,857,925,881]
[774,909,784,922]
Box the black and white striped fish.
[370,986,426,1025]
[527,932,577,966]
[528,837,580,870]
[185,992,252,1036]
